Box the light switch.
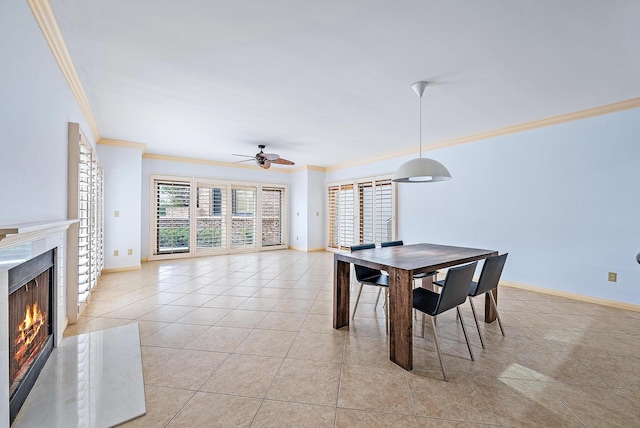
[114,210,120,217]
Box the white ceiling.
[50,0,640,168]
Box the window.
[327,183,354,250]
[328,175,395,250]
[196,184,226,250]
[154,180,191,254]
[67,122,104,320]
[262,187,284,247]
[150,177,286,259]
[231,185,257,249]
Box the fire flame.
[15,303,45,362]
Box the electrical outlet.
[114,210,120,217]
[608,272,617,282]
[128,249,133,255]
[114,250,119,256]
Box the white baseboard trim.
[102,265,142,274]
[501,280,640,312]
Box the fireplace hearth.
[8,250,54,425]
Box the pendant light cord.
[419,93,422,159]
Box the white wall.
[327,108,640,305]
[0,0,95,226]
[140,158,291,258]
[98,145,143,269]
[289,169,308,250]
[307,169,326,250]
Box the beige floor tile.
[63,317,129,337]
[135,292,188,305]
[338,364,414,415]
[222,285,263,297]
[137,305,196,323]
[343,336,395,368]
[102,302,162,319]
[272,298,315,313]
[202,294,248,309]
[406,372,500,424]
[287,331,345,362]
[267,358,341,406]
[143,349,229,390]
[300,314,346,335]
[473,376,584,427]
[252,287,292,299]
[543,382,640,427]
[191,284,233,295]
[236,297,281,311]
[119,385,195,428]
[234,329,297,357]
[252,400,336,427]
[140,322,209,348]
[215,309,269,328]
[132,320,170,340]
[417,417,501,427]
[168,293,215,306]
[174,307,230,325]
[201,353,283,398]
[185,325,252,353]
[166,392,262,427]
[336,408,418,427]
[256,311,307,332]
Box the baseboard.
[288,246,326,252]
[102,265,142,274]
[501,280,640,312]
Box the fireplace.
[8,250,55,425]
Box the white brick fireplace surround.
[0,220,76,428]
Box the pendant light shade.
[392,81,451,183]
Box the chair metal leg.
[421,313,425,337]
[375,287,382,307]
[351,284,364,320]
[429,316,447,382]
[488,291,505,336]
[468,297,486,349]
[456,307,474,361]
[384,288,389,335]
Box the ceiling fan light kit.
[392,81,451,183]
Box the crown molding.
[326,97,640,172]
[99,138,147,152]
[289,165,326,173]
[27,0,101,142]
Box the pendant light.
[392,81,451,183]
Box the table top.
[334,243,497,273]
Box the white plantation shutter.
[327,183,355,250]
[231,185,257,249]
[69,122,104,311]
[329,176,394,249]
[261,187,284,247]
[374,178,393,244]
[196,184,226,250]
[154,179,191,254]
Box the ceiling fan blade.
[263,153,279,161]
[232,153,255,158]
[233,158,255,164]
[272,158,294,165]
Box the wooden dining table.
[333,243,498,370]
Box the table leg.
[484,288,497,323]
[388,267,413,370]
[333,259,350,329]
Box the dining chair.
[413,261,478,381]
[350,243,390,333]
[434,253,508,349]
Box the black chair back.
[434,262,477,316]
[472,253,508,296]
[381,240,403,247]
[350,243,380,281]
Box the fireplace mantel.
[0,220,78,250]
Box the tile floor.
[63,250,640,427]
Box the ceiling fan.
[232,144,295,169]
